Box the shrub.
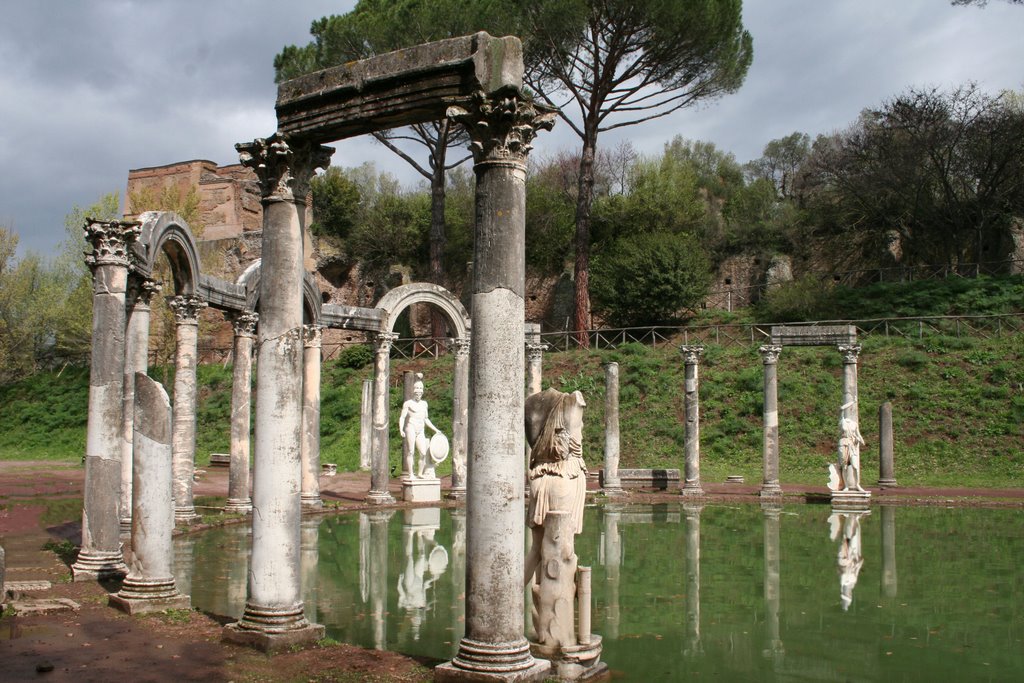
[336,344,373,369]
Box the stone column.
[167,294,206,524]
[72,219,139,581]
[366,332,398,505]
[110,373,190,614]
[449,336,471,500]
[761,502,784,663]
[225,311,258,514]
[359,378,373,471]
[682,503,703,656]
[679,346,705,497]
[759,345,783,499]
[437,92,555,682]
[224,134,331,650]
[838,344,861,423]
[880,505,898,598]
[525,341,545,396]
[878,402,897,487]
[301,325,323,509]
[120,277,161,534]
[602,362,623,494]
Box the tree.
[519,0,753,344]
[310,167,362,239]
[745,132,811,201]
[590,231,711,327]
[274,0,513,337]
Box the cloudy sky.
[2,0,1022,256]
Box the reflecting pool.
[177,503,1024,682]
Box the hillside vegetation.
[1,277,1022,488]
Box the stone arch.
[237,259,323,325]
[375,283,470,339]
[135,211,202,295]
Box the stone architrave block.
[770,325,857,346]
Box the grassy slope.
[1,277,1022,487]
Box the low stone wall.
[599,468,680,490]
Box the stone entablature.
[770,325,857,346]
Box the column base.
[301,494,323,509]
[224,498,253,514]
[831,489,871,511]
[446,486,467,501]
[436,637,550,682]
[600,479,625,497]
[759,483,783,499]
[71,550,127,582]
[530,636,606,682]
[680,483,704,498]
[365,490,396,505]
[223,603,324,653]
[878,478,898,489]
[119,517,132,536]
[109,590,190,615]
[174,506,202,525]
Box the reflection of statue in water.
[523,388,604,680]
[399,380,444,479]
[829,511,865,611]
[397,526,449,640]
[828,405,866,493]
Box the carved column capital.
[374,331,399,354]
[167,295,207,325]
[84,219,141,270]
[759,344,782,365]
[127,277,162,311]
[838,344,862,364]
[448,91,557,168]
[450,336,472,358]
[231,310,259,338]
[679,345,705,366]
[302,324,323,349]
[236,133,334,202]
[525,342,547,363]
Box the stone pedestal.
[830,489,871,511]
[226,311,257,514]
[679,346,704,498]
[110,373,190,615]
[403,477,442,503]
[878,401,897,488]
[602,362,624,495]
[759,345,783,499]
[529,638,606,682]
[169,294,207,525]
[224,134,331,652]
[73,220,138,582]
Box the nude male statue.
[398,380,439,479]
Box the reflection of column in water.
[450,508,467,658]
[367,510,394,650]
[683,503,703,656]
[172,535,195,599]
[524,516,534,640]
[359,512,370,603]
[761,502,784,664]
[602,506,623,641]
[301,518,320,624]
[226,528,249,619]
[880,505,897,599]
[829,510,867,611]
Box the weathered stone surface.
[600,468,680,490]
[759,345,782,499]
[878,401,897,487]
[402,477,441,503]
[301,325,323,509]
[680,346,704,497]
[602,363,623,494]
[359,378,373,471]
[770,324,857,346]
[225,311,256,514]
[367,332,397,505]
[276,33,524,143]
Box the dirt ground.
[1,461,1022,682]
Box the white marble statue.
[398,380,442,479]
[828,406,866,493]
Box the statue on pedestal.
[828,404,866,493]
[399,380,446,479]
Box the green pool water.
[177,503,1024,682]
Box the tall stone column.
[301,325,323,509]
[359,378,373,470]
[366,332,398,505]
[110,373,190,614]
[168,294,207,524]
[525,341,545,396]
[72,219,139,581]
[878,401,897,487]
[225,311,258,514]
[682,503,703,656]
[437,92,555,682]
[679,346,705,497]
[120,277,161,533]
[761,502,784,663]
[602,362,623,494]
[838,344,861,423]
[759,345,783,499]
[449,336,471,500]
[224,134,331,650]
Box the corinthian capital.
[838,344,862,364]
[679,345,705,366]
[447,90,556,167]
[231,310,259,338]
[450,336,472,358]
[167,295,207,325]
[302,324,323,348]
[525,342,547,363]
[236,133,334,202]
[127,277,162,310]
[83,219,141,269]
[759,344,782,365]
[374,331,399,354]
